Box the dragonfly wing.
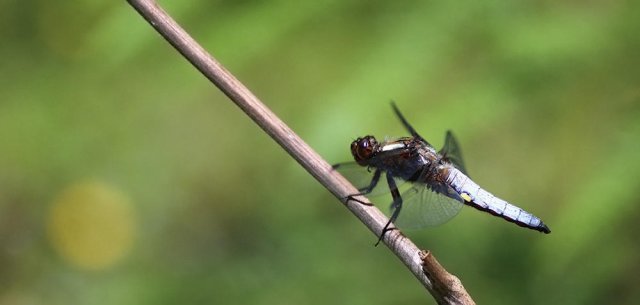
[332,162,374,190]
[392,184,464,230]
[333,162,406,197]
[438,130,468,175]
[391,102,430,146]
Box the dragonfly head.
[351,136,379,166]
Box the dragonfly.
[333,103,550,245]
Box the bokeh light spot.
[48,180,136,270]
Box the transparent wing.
[392,184,464,230]
[332,162,406,197]
[439,130,468,175]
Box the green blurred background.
[1,0,639,304]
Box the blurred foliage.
[1,0,639,304]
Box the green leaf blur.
[1,1,639,304]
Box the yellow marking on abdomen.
[461,192,472,202]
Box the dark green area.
[1,1,639,304]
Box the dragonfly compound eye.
[351,136,377,166]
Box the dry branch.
[126,1,475,304]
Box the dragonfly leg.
[344,169,381,206]
[375,172,403,246]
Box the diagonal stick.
[126,1,475,304]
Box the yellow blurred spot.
[48,181,135,270]
[461,192,472,202]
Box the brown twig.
[126,0,475,304]
[420,251,476,305]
